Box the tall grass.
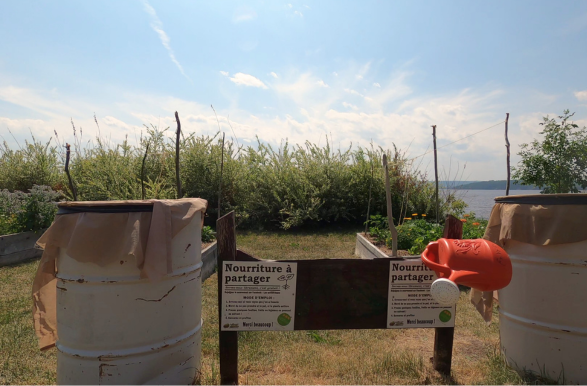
[0,124,466,229]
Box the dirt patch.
[202,241,214,250]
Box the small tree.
[513,110,587,193]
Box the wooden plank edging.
[0,229,47,267]
[355,232,390,259]
[201,241,218,282]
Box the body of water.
[445,189,541,219]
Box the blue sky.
[1,0,587,180]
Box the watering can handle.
[420,241,452,276]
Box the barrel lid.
[494,193,587,205]
[57,200,154,214]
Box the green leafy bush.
[0,185,61,235]
[0,137,60,192]
[201,225,216,243]
[1,126,468,230]
[460,213,488,240]
[365,212,488,254]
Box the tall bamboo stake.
[383,154,398,257]
[175,111,182,198]
[432,125,439,223]
[505,113,511,196]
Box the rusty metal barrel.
[491,194,587,384]
[54,202,203,384]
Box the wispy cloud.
[220,71,229,76]
[294,11,303,17]
[233,6,257,23]
[575,90,587,101]
[344,88,372,101]
[560,12,587,35]
[142,0,190,82]
[342,102,358,110]
[229,72,268,89]
[270,72,278,79]
[316,80,329,88]
[373,82,381,88]
[0,79,561,181]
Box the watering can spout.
[421,238,512,306]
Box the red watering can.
[421,238,512,306]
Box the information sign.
[221,261,297,331]
[388,260,456,328]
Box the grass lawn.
[1,227,525,385]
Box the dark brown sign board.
[217,212,462,385]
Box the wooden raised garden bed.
[0,229,46,267]
[355,232,413,259]
[201,241,218,282]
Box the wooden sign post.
[433,214,462,375]
[217,211,462,384]
[217,212,238,385]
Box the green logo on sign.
[277,313,292,326]
[439,310,452,323]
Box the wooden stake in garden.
[65,143,77,201]
[218,132,225,220]
[432,125,439,223]
[433,214,462,376]
[382,154,398,257]
[141,143,149,200]
[504,113,511,196]
[364,156,375,234]
[175,111,182,199]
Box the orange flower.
[464,214,470,217]
[473,222,480,226]
[412,213,418,216]
[404,217,412,220]
[421,214,427,217]
[460,219,467,222]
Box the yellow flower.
[412,213,418,216]
[404,217,412,220]
[421,214,426,217]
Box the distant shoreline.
[449,180,539,190]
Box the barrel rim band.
[57,205,154,215]
[56,319,203,358]
[500,310,587,335]
[56,261,203,283]
[495,194,587,205]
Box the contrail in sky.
[142,0,191,82]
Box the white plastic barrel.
[494,195,587,384]
[55,209,203,385]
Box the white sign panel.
[221,261,297,331]
[388,260,456,328]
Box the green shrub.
[0,185,61,235]
[201,225,216,243]
[365,212,488,254]
[0,137,60,192]
[1,127,468,231]
[461,213,488,240]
